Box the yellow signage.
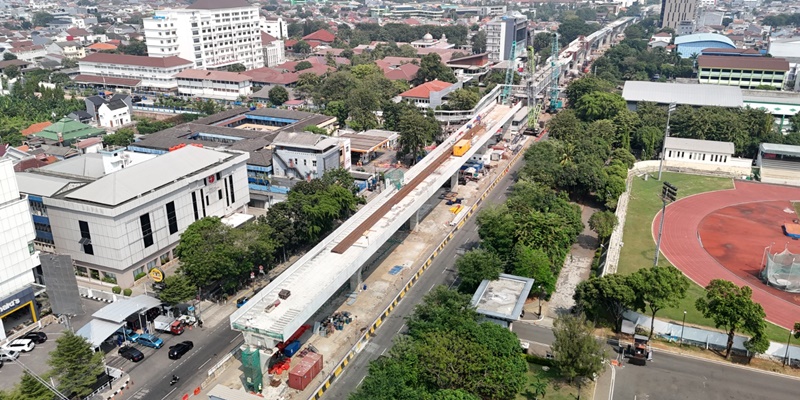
[149,268,164,283]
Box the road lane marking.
[160,388,177,400]
[229,333,242,343]
[397,324,405,334]
[609,366,616,400]
[198,358,212,369]
[357,376,366,387]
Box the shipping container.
[453,140,471,157]
[282,340,301,357]
[288,352,323,391]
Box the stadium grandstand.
[756,143,800,186]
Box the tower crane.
[548,32,562,113]
[526,46,541,133]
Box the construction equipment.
[500,17,517,105]
[547,33,563,113]
[526,46,542,133]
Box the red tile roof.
[66,27,91,37]
[302,29,335,43]
[73,74,142,87]
[81,53,193,68]
[261,31,278,45]
[21,121,52,136]
[175,69,252,82]
[697,55,790,71]
[87,42,118,51]
[400,79,453,99]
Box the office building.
[697,55,789,89]
[660,0,699,30]
[143,0,265,71]
[76,53,194,92]
[176,69,253,101]
[485,14,528,63]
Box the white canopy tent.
[76,319,123,349]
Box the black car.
[118,346,144,362]
[22,332,47,344]
[168,341,193,360]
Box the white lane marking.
[160,387,177,400]
[198,358,211,370]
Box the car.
[236,297,248,308]
[116,327,140,342]
[135,334,164,349]
[0,350,19,362]
[168,341,193,359]
[3,339,35,353]
[118,346,144,362]
[22,331,47,344]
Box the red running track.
[653,180,800,329]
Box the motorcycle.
[170,375,179,386]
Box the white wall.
[97,104,131,128]
[0,160,36,299]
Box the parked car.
[168,341,193,360]
[236,297,248,308]
[118,346,144,362]
[116,327,140,342]
[3,339,35,353]
[0,350,19,362]
[135,334,164,349]
[22,331,47,344]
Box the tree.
[588,210,617,243]
[558,17,598,44]
[574,274,635,331]
[406,286,481,338]
[48,331,105,398]
[476,205,517,256]
[175,217,238,288]
[3,64,19,79]
[629,266,689,339]
[268,85,289,105]
[295,60,313,71]
[118,40,147,56]
[226,63,246,72]
[324,100,349,127]
[32,11,54,27]
[551,313,605,384]
[445,88,479,110]
[9,372,53,400]
[546,110,584,143]
[61,58,78,68]
[471,30,486,54]
[304,125,327,135]
[565,75,614,108]
[455,249,504,293]
[526,378,548,400]
[413,53,457,85]
[157,274,197,305]
[510,244,556,295]
[695,279,768,358]
[397,108,437,162]
[103,128,135,146]
[532,32,552,52]
[293,40,311,54]
[575,92,626,121]
[3,52,16,60]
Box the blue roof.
[674,33,735,47]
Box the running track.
[653,180,800,330]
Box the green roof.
[35,117,105,143]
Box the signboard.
[149,268,164,283]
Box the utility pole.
[657,103,677,181]
[654,181,678,266]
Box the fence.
[132,105,203,115]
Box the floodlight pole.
[680,310,687,347]
[785,329,795,366]
[657,103,676,181]
[654,196,668,267]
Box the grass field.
[616,172,800,345]
[517,362,593,400]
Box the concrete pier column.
[407,208,421,231]
[451,171,459,189]
[350,267,363,291]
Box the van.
[0,350,20,362]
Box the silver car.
[0,350,20,362]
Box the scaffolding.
[241,347,263,393]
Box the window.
[218,189,223,200]
[140,213,154,248]
[228,175,235,204]
[78,220,94,255]
[166,201,178,234]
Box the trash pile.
[319,311,353,337]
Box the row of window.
[668,150,728,163]
[77,200,181,256]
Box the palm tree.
[525,378,548,400]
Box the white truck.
[153,315,184,335]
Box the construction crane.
[499,27,517,105]
[526,46,541,133]
[548,33,562,113]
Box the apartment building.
[660,0,699,30]
[261,32,286,67]
[697,55,789,89]
[485,14,528,63]
[260,14,287,39]
[143,0,265,71]
[77,53,194,92]
[176,69,253,101]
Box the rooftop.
[674,33,735,46]
[175,69,252,83]
[470,274,534,322]
[34,117,106,143]
[760,143,800,158]
[665,137,735,155]
[622,81,743,108]
[80,53,193,68]
[400,79,454,99]
[697,55,790,71]
[186,0,253,10]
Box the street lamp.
[784,329,795,367]
[657,103,677,181]
[680,310,687,347]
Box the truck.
[153,315,184,335]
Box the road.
[611,351,800,400]
[322,147,534,399]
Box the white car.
[4,339,35,353]
[0,350,19,362]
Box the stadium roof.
[622,81,743,108]
[760,143,800,158]
[665,137,735,155]
[674,33,735,47]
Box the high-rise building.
[485,14,528,63]
[260,14,287,40]
[661,0,700,30]
[143,0,264,71]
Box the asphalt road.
[611,351,800,400]
[322,148,530,399]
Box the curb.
[653,345,800,382]
[106,379,130,399]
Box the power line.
[12,357,70,400]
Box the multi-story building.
[175,69,253,101]
[46,41,86,59]
[77,53,194,92]
[399,79,462,108]
[143,0,265,71]
[15,146,250,288]
[697,55,790,89]
[260,13,287,39]
[485,14,528,63]
[0,159,39,338]
[261,32,286,67]
[271,131,351,180]
[660,0,699,30]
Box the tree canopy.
[103,128,135,147]
[413,53,457,85]
[48,331,105,398]
[574,273,635,331]
[551,313,605,384]
[695,279,769,357]
[628,265,689,338]
[268,85,289,105]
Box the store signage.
[149,268,164,283]
[0,298,20,313]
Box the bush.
[525,353,557,368]
[112,286,121,294]
[134,271,147,281]
[123,288,132,297]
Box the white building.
[0,159,38,339]
[176,69,253,101]
[261,32,285,67]
[15,146,250,288]
[97,101,131,128]
[485,14,528,63]
[664,137,734,164]
[260,14,287,40]
[271,131,351,180]
[77,53,194,92]
[143,0,264,71]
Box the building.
[271,131,350,180]
[664,137,734,165]
[742,90,800,132]
[470,274,534,328]
[676,21,695,36]
[674,33,734,58]
[410,32,455,49]
[8,44,46,62]
[46,41,86,59]
[660,0,699,30]
[767,37,800,92]
[757,143,800,186]
[622,81,743,109]
[485,14,528,63]
[260,14,287,40]
[446,53,492,82]
[15,146,250,288]
[302,30,336,46]
[143,0,265,70]
[175,69,253,101]
[32,117,106,146]
[76,53,194,92]
[261,32,286,68]
[84,94,133,128]
[697,55,789,89]
[0,159,39,339]
[399,79,462,108]
[376,57,420,82]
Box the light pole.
[784,329,795,366]
[657,103,677,181]
[654,182,678,266]
[680,310,687,347]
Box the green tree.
[413,53,457,85]
[61,57,79,68]
[476,205,517,256]
[11,372,52,400]
[574,274,635,331]
[324,100,349,128]
[268,85,289,105]
[510,244,556,295]
[118,40,147,56]
[175,217,238,288]
[48,331,105,398]
[629,265,689,339]
[532,32,552,53]
[526,378,548,400]
[406,286,481,338]
[103,128,135,146]
[695,279,769,358]
[564,75,614,108]
[397,108,437,162]
[588,210,617,243]
[32,11,54,27]
[551,313,605,384]
[471,30,486,54]
[790,113,800,134]
[575,91,626,121]
[546,110,584,143]
[304,125,327,135]
[157,274,197,305]
[226,63,246,72]
[558,17,598,44]
[455,248,505,293]
[295,72,321,99]
[295,60,313,71]
[445,88,479,110]
[633,125,662,160]
[293,40,311,54]
[3,52,16,60]
[3,64,19,79]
